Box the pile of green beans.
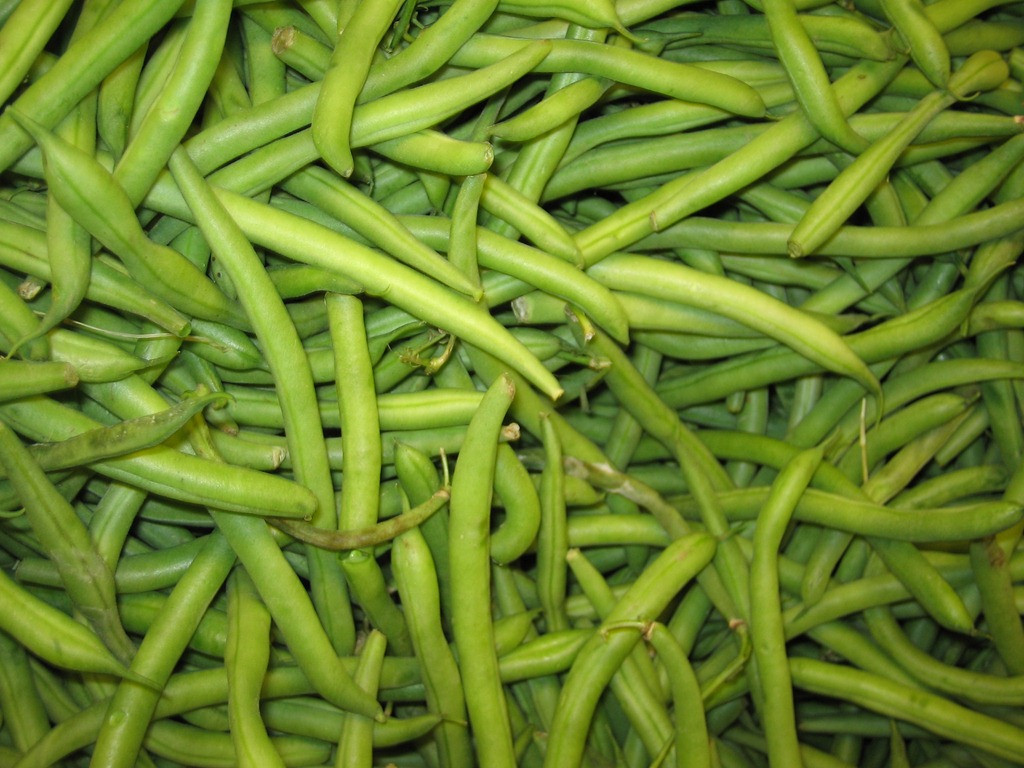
[1,0,1024,766]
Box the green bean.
[13,113,245,329]
[641,622,711,768]
[0,394,315,517]
[491,442,542,564]
[789,658,1024,764]
[362,0,499,100]
[282,168,480,299]
[394,441,454,621]
[0,418,134,662]
[574,56,904,263]
[21,100,96,357]
[448,173,486,289]
[880,0,950,87]
[672,484,1021,542]
[88,530,236,768]
[96,36,147,161]
[865,603,1024,706]
[750,445,822,767]
[588,254,881,403]
[764,0,869,154]
[225,567,282,768]
[0,391,226,477]
[449,372,518,768]
[329,293,382,534]
[479,172,582,264]
[789,51,1010,258]
[101,378,377,723]
[643,10,892,60]
[401,214,629,344]
[146,180,562,399]
[335,629,387,768]
[0,0,75,106]
[115,0,231,206]
[0,230,190,337]
[970,532,1024,675]
[269,486,450,550]
[260,698,443,748]
[537,413,569,633]
[392,525,473,768]
[452,34,766,117]
[0,628,52,752]
[565,548,675,758]
[312,0,404,178]
[489,75,610,144]
[143,719,330,768]
[0,359,78,401]
[542,532,716,768]
[545,124,768,202]
[0,565,130,679]
[167,145,355,651]
[0,0,187,173]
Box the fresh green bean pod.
[312,0,405,177]
[392,525,473,768]
[0,359,78,401]
[0,419,134,663]
[335,629,387,768]
[12,111,246,328]
[225,567,283,768]
[789,51,1011,258]
[789,658,1024,764]
[0,0,187,173]
[449,373,518,768]
[542,532,716,768]
[451,34,766,117]
[880,0,951,87]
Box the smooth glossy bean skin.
[750,445,823,767]
[451,34,766,117]
[392,525,473,768]
[880,0,950,87]
[0,395,317,517]
[89,532,237,768]
[0,627,51,752]
[224,567,282,768]
[672,484,1021,542]
[491,442,542,564]
[764,0,869,154]
[281,167,481,299]
[169,146,355,651]
[114,0,231,206]
[0,0,187,172]
[789,658,1024,764]
[789,52,1009,258]
[571,56,904,263]
[542,532,716,768]
[449,373,518,768]
[312,0,404,177]
[565,548,674,757]
[143,181,563,400]
[0,359,78,401]
[0,565,130,679]
[335,629,387,768]
[587,254,880,404]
